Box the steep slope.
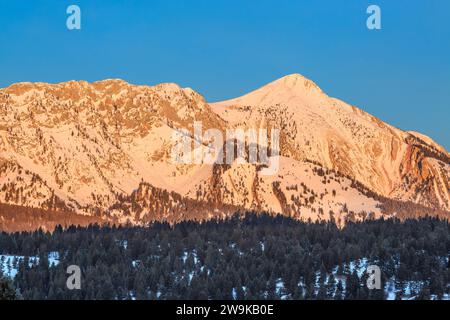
[0,74,448,228]
[211,74,450,212]
[0,80,223,216]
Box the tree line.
[0,213,449,300]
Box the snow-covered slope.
[0,80,223,216]
[0,74,448,227]
[212,74,450,213]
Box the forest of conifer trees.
[0,214,449,300]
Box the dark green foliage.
[0,214,448,300]
[0,275,19,300]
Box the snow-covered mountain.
[212,74,450,213]
[0,74,448,227]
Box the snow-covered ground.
[0,252,60,278]
[0,255,38,278]
[316,258,449,300]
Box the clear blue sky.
[0,0,449,149]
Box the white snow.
[0,253,60,278]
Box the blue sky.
[0,0,449,149]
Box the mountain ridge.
[0,74,449,229]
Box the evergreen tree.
[0,275,19,300]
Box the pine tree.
[0,275,19,300]
[335,280,345,300]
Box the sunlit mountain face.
[0,74,448,231]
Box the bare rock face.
[0,74,448,228]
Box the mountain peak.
[275,73,308,83]
[1,74,449,227]
[270,73,322,93]
[212,73,324,108]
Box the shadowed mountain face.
[0,74,449,229]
